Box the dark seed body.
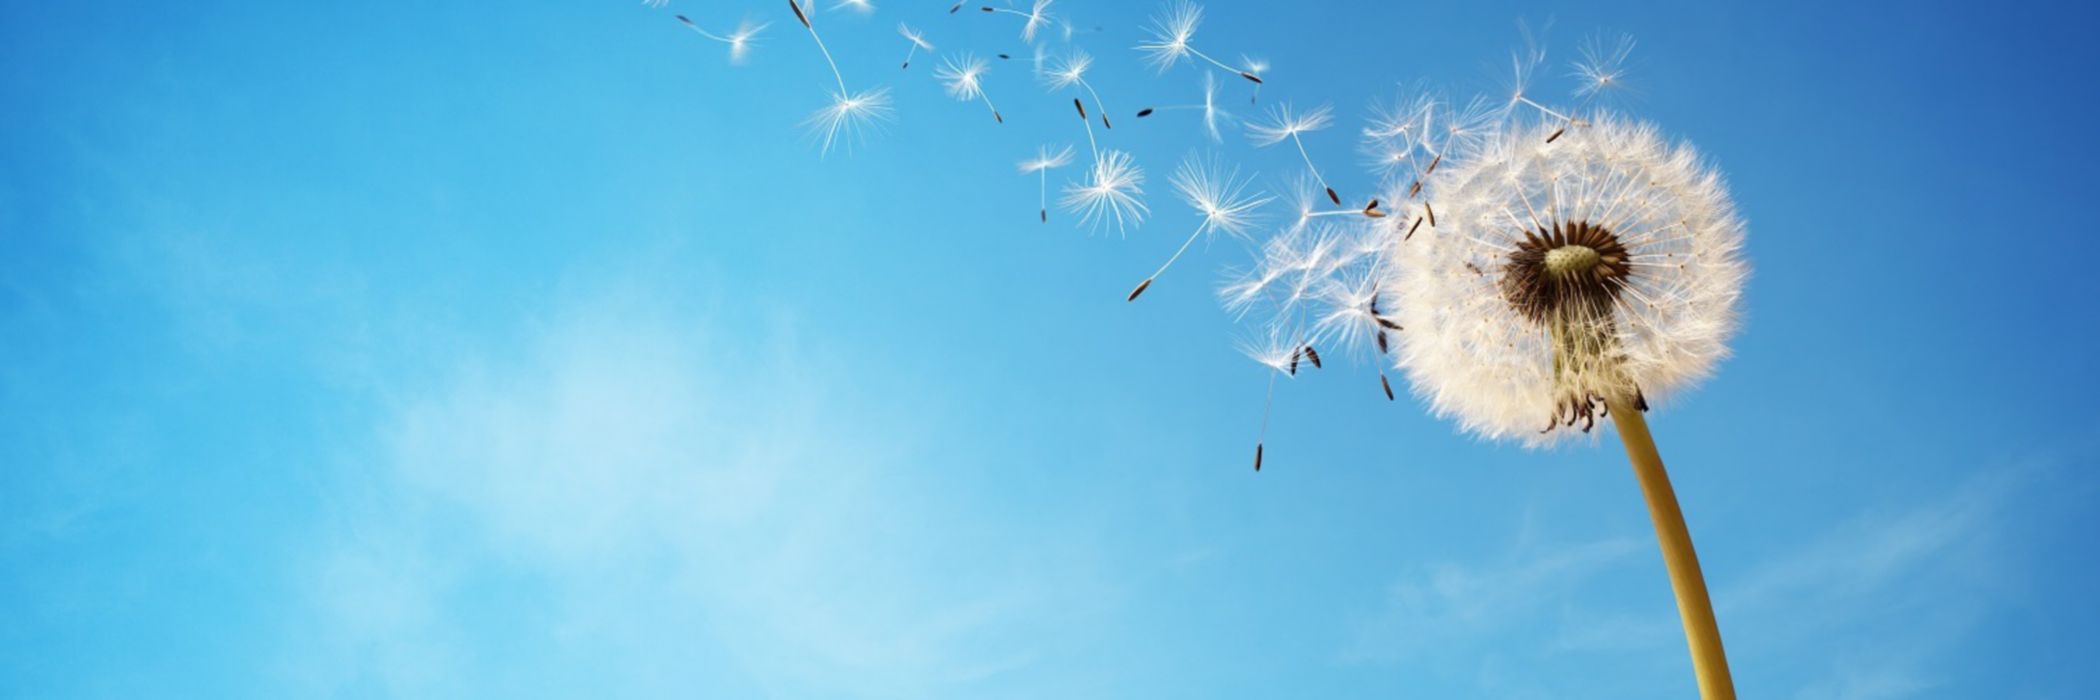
[1137,108,1155,117]
[1381,374,1395,401]
[1126,278,1153,302]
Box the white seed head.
[898,22,934,51]
[1172,154,1271,240]
[1061,149,1149,234]
[727,20,768,64]
[1018,144,1075,174]
[1386,115,1746,444]
[1136,0,1201,72]
[936,53,990,101]
[1043,49,1091,90]
[1246,102,1333,146]
[804,88,894,156]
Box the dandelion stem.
[1188,45,1259,83]
[1607,395,1736,700]
[1289,133,1337,205]
[789,0,849,95]
[1516,95,1572,123]
[1141,222,1208,292]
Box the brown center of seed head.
[1500,219,1632,325]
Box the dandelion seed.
[1019,144,1075,223]
[833,0,874,14]
[1043,50,1115,129]
[1247,102,1340,205]
[980,0,1055,44]
[1127,154,1271,301]
[1136,1,1264,84]
[786,0,887,154]
[677,15,770,65]
[1240,54,1269,102]
[897,22,934,69]
[804,88,893,155]
[1572,33,1635,100]
[1380,373,1395,400]
[1137,72,1231,142]
[1061,149,1147,234]
[936,53,1005,123]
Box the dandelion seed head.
[1137,0,1202,72]
[935,53,990,100]
[1022,0,1056,43]
[1043,49,1092,90]
[1018,144,1075,174]
[727,21,769,64]
[1246,102,1333,146]
[1172,154,1271,240]
[1573,33,1635,99]
[898,22,934,51]
[1061,149,1149,234]
[1386,115,1746,444]
[804,88,894,155]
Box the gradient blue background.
[5,0,2097,697]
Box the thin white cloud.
[282,280,1101,697]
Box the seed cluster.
[1499,219,1631,326]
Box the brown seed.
[1405,216,1423,240]
[1240,71,1263,84]
[1376,331,1389,354]
[1126,278,1154,302]
[677,14,694,25]
[1381,373,1395,401]
[1303,345,1322,369]
[1425,202,1436,227]
[994,111,1004,123]
[1547,127,1565,143]
[1136,107,1156,117]
[1408,180,1422,198]
[1039,208,1047,223]
[1325,187,1341,206]
[1364,199,1386,218]
[1288,348,1300,375]
[1074,98,1087,120]
[1376,317,1403,331]
[1254,443,1264,471]
[998,53,1011,59]
[1102,114,1113,129]
[789,0,811,29]
[950,2,962,12]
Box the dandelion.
[804,88,893,154]
[1136,72,1231,142]
[1127,154,1271,301]
[1043,49,1115,129]
[935,53,1005,123]
[1386,115,1746,696]
[1061,149,1147,234]
[980,0,1055,44]
[1247,102,1341,205]
[1235,322,1310,472]
[1572,32,1636,105]
[786,0,890,154]
[1240,54,1269,103]
[1136,1,1264,84]
[1018,144,1075,223]
[897,23,934,69]
[676,15,769,65]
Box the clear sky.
[5,0,2098,697]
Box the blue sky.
[4,0,2098,697]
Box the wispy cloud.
[280,279,1098,697]
[1345,454,2078,698]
